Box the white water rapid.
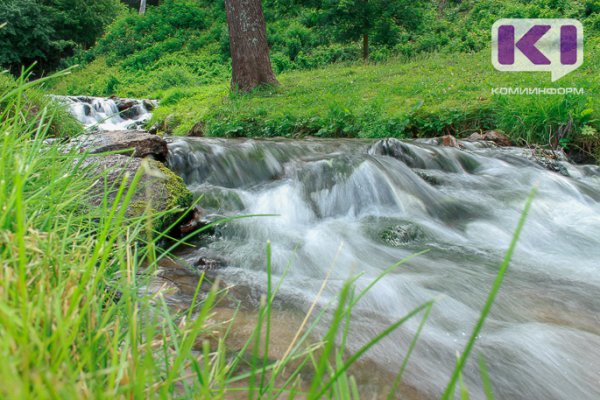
[167,137,600,399]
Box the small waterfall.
[166,137,600,399]
[54,95,157,132]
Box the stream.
[167,137,600,400]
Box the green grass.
[0,69,82,138]
[138,38,597,158]
[46,1,600,157]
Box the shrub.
[0,0,122,75]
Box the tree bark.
[362,33,369,61]
[139,0,147,15]
[438,0,447,14]
[224,0,279,92]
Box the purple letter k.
[498,25,551,65]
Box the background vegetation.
[39,0,600,159]
[48,0,600,94]
[0,0,123,75]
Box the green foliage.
[146,43,598,161]
[48,0,600,158]
[0,0,123,75]
[0,0,58,73]
[0,70,82,137]
[120,0,159,8]
[493,95,592,146]
[315,0,425,56]
[53,0,600,98]
[96,0,213,67]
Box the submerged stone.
[380,223,427,247]
[467,130,512,146]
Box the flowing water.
[166,137,600,399]
[54,95,155,131]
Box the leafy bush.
[0,0,123,75]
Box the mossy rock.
[191,187,245,212]
[82,155,194,232]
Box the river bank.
[51,44,600,164]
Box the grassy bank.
[151,46,597,134]
[148,40,598,158]
[45,0,600,159]
[52,39,600,161]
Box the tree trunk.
[139,0,147,15]
[224,0,279,92]
[362,0,369,61]
[438,0,447,14]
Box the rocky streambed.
[55,96,195,233]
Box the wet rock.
[521,147,570,176]
[113,97,136,112]
[415,171,443,186]
[179,207,210,235]
[535,158,569,176]
[380,223,426,247]
[369,138,427,168]
[143,99,156,112]
[81,155,193,231]
[467,130,512,146]
[192,187,245,212]
[70,130,168,161]
[82,103,92,116]
[189,122,205,137]
[363,216,428,247]
[193,256,225,272]
[441,134,460,148]
[369,138,467,172]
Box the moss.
[145,160,194,231]
[152,160,193,209]
[129,200,151,217]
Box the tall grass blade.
[441,188,537,399]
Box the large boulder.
[81,155,194,231]
[71,130,168,161]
